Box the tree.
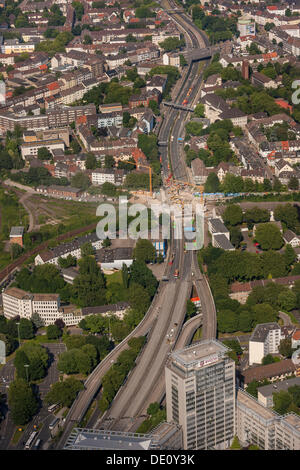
[71,172,91,190]
[230,226,243,248]
[278,290,297,311]
[186,300,197,319]
[10,243,23,260]
[85,153,97,170]
[223,204,243,226]
[37,147,52,160]
[288,385,300,407]
[262,354,276,365]
[185,121,203,136]
[159,37,185,52]
[8,379,38,425]
[253,303,277,324]
[204,172,220,193]
[284,244,296,267]
[289,176,300,190]
[81,242,94,257]
[279,338,293,358]
[58,254,77,269]
[45,377,84,407]
[217,309,238,333]
[246,380,260,398]
[129,260,158,298]
[104,155,114,169]
[31,313,44,329]
[122,263,129,289]
[230,436,242,450]
[147,402,160,416]
[72,256,106,307]
[255,223,283,250]
[47,324,62,340]
[274,204,299,231]
[133,239,156,264]
[19,318,34,340]
[273,390,293,415]
[194,103,205,118]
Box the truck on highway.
[174,269,179,279]
[178,137,184,142]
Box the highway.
[57,0,217,447]
[95,0,217,433]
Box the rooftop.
[258,377,300,398]
[171,339,229,368]
[250,322,280,343]
[10,226,24,237]
[64,428,157,451]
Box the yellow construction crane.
[118,159,153,197]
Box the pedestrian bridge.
[162,101,194,112]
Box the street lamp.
[24,364,29,383]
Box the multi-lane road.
[57,1,217,447]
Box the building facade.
[165,340,236,450]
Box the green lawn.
[105,271,122,286]
[11,425,27,445]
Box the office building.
[237,388,300,450]
[165,339,236,450]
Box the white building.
[2,287,62,326]
[34,233,102,266]
[249,323,283,365]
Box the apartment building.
[165,340,236,450]
[91,168,125,186]
[0,104,96,132]
[208,218,234,251]
[34,233,102,266]
[249,323,283,365]
[97,111,123,128]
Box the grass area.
[24,335,61,345]
[78,400,97,428]
[105,270,122,286]
[11,425,27,445]
[136,408,166,434]
[192,327,202,342]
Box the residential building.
[283,230,300,247]
[249,322,283,366]
[34,233,102,266]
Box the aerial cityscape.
[1,0,300,454]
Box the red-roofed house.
[275,99,293,114]
[292,329,300,349]
[76,115,87,125]
[46,81,60,95]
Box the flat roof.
[10,226,24,237]
[258,377,300,398]
[250,322,280,343]
[237,389,276,422]
[171,339,229,368]
[64,428,158,451]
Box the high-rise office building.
[165,340,236,450]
